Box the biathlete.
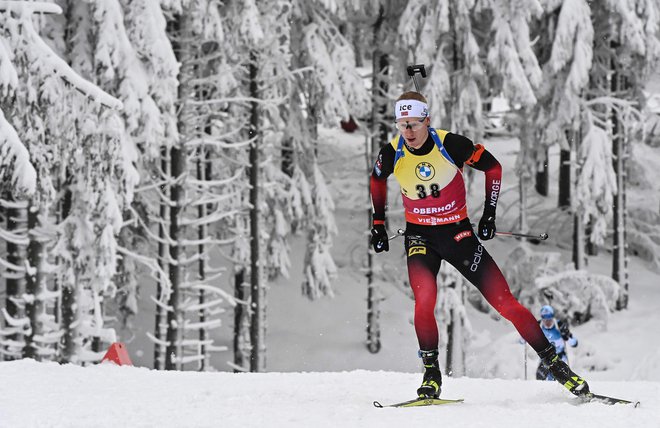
[536,305,579,381]
[369,91,589,399]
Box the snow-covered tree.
[154,0,246,371]
[586,0,660,308]
[287,0,368,300]
[117,0,179,369]
[0,1,124,362]
[399,0,485,135]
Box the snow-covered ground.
[2,125,659,427]
[0,359,657,428]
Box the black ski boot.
[417,349,442,398]
[539,345,589,396]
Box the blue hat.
[540,305,555,319]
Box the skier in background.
[536,305,579,381]
[369,91,589,399]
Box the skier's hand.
[568,336,578,347]
[477,215,496,240]
[559,321,570,337]
[370,224,389,253]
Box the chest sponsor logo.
[408,246,426,257]
[453,230,472,242]
[413,201,456,215]
[415,213,463,225]
[415,162,435,181]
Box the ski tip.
[581,393,640,407]
[373,401,383,408]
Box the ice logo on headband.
[395,100,429,120]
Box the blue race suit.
[536,318,578,381]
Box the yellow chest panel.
[390,130,459,200]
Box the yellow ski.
[373,397,464,408]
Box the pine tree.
[156,0,247,370]
[0,1,125,362]
[116,0,179,369]
[586,0,660,309]
[484,0,544,235]
[363,0,405,354]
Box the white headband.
[395,99,429,120]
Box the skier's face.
[542,318,554,328]
[396,116,430,148]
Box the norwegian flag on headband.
[401,111,408,116]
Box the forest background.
[1,0,659,378]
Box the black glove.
[478,215,496,240]
[370,224,389,253]
[559,320,570,337]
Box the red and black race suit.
[370,130,551,353]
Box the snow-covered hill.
[0,359,656,428]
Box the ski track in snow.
[0,360,658,428]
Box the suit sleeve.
[444,133,502,218]
[370,144,395,224]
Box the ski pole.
[495,231,549,240]
[406,64,426,92]
[470,223,548,241]
[524,343,528,380]
[388,228,405,241]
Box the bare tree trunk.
[59,180,76,362]
[154,149,169,370]
[370,5,390,157]
[248,50,263,373]
[571,129,586,269]
[611,69,629,309]
[23,203,45,360]
[445,283,455,376]
[165,12,193,371]
[365,134,380,353]
[446,281,467,377]
[558,145,571,209]
[448,0,464,130]
[4,199,26,360]
[233,267,249,371]
[196,147,208,371]
[585,217,598,256]
[365,5,389,354]
[165,142,184,370]
[519,111,533,234]
[535,148,549,196]
[443,0,466,373]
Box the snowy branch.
[182,319,222,330]
[146,331,170,347]
[0,109,36,196]
[183,284,236,306]
[1,308,29,327]
[116,245,171,293]
[20,15,123,110]
[0,1,62,14]
[0,226,28,245]
[180,208,240,228]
